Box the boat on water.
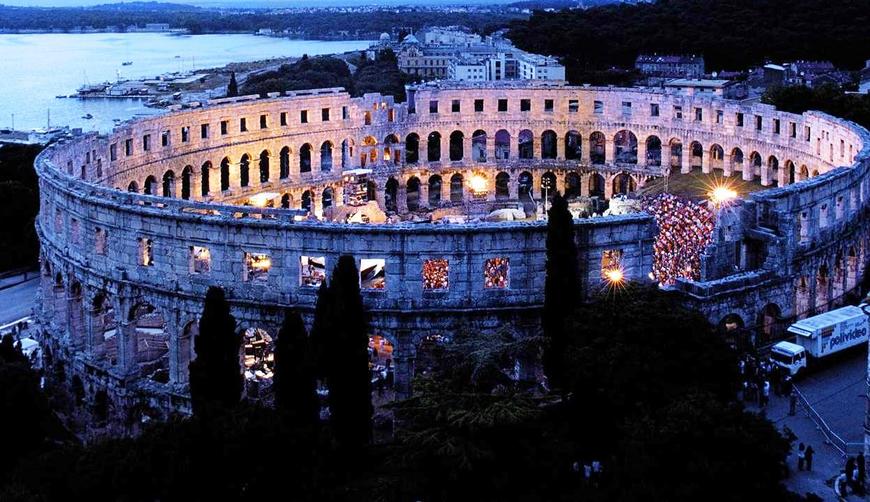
[122,61,133,66]
[82,113,93,120]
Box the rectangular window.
[694,107,703,122]
[94,227,107,255]
[498,99,508,112]
[142,134,151,151]
[300,110,308,123]
[773,119,781,134]
[789,122,797,138]
[716,110,724,124]
[138,238,153,267]
[201,123,209,139]
[161,130,170,147]
[484,257,509,289]
[474,99,484,112]
[110,143,117,161]
[70,218,80,244]
[322,108,330,122]
[429,100,438,114]
[805,126,811,141]
[360,258,386,290]
[124,139,133,156]
[54,209,63,233]
[520,99,531,112]
[259,114,268,129]
[650,103,660,117]
[244,252,271,282]
[544,99,554,112]
[622,101,632,115]
[190,246,211,274]
[755,115,762,131]
[601,249,623,279]
[594,100,604,114]
[239,118,248,132]
[342,106,349,120]
[181,126,190,143]
[300,255,326,287]
[280,112,287,126]
[569,99,579,113]
[220,120,228,135]
[422,259,449,290]
[451,99,461,113]
[736,113,744,127]
[673,105,683,120]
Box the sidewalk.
[746,393,860,501]
[0,268,38,291]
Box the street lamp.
[542,175,553,217]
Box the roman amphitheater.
[34,80,870,423]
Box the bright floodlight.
[710,185,737,205]
[469,174,487,194]
[248,192,280,207]
[604,268,624,284]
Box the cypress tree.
[189,286,243,417]
[542,192,579,392]
[273,309,319,428]
[309,281,333,380]
[227,72,239,97]
[324,255,372,449]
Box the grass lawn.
[637,169,769,201]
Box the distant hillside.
[508,0,870,81]
[89,2,199,11]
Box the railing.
[793,384,864,457]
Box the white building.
[516,52,565,81]
[664,78,744,99]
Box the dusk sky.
[0,0,517,6]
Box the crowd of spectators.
[484,257,510,289]
[641,193,716,286]
[422,259,449,290]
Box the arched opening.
[68,282,84,349]
[565,172,582,199]
[449,131,464,161]
[718,314,745,348]
[785,160,796,185]
[243,327,274,382]
[472,130,487,162]
[495,130,510,160]
[759,304,784,345]
[301,190,312,213]
[750,152,762,180]
[181,165,193,200]
[427,132,441,162]
[407,177,421,211]
[612,173,636,195]
[670,139,683,171]
[590,132,606,164]
[384,134,399,164]
[768,155,779,186]
[385,177,398,212]
[518,171,533,201]
[710,144,725,172]
[541,130,557,159]
[518,129,533,159]
[341,139,353,169]
[362,136,377,167]
[366,180,377,203]
[129,302,168,382]
[320,142,333,172]
[589,173,605,198]
[495,172,510,200]
[220,157,230,191]
[127,180,139,193]
[816,264,829,312]
[450,173,464,203]
[614,130,638,164]
[91,293,116,362]
[428,175,442,207]
[731,148,744,174]
[642,136,661,168]
[299,144,312,173]
[565,130,582,161]
[322,187,333,209]
[798,165,809,181]
[200,161,211,197]
[540,171,557,200]
[259,150,270,183]
[178,321,197,384]
[405,133,419,164]
[239,154,250,187]
[364,111,372,125]
[280,146,291,179]
[281,193,292,209]
[690,141,703,170]
[161,170,175,197]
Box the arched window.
[301,190,312,213]
[565,131,582,160]
[541,130,557,159]
[590,132,606,164]
[449,131,464,161]
[495,172,510,199]
[239,154,250,187]
[428,175,442,206]
[518,171,533,200]
[450,174,464,203]
[385,177,398,212]
[162,170,175,197]
[220,157,230,191]
[279,147,290,179]
[200,161,211,197]
[407,177,421,211]
[614,130,638,164]
[518,130,533,159]
[300,144,312,173]
[320,142,333,172]
[128,180,139,193]
[495,130,510,160]
[645,136,662,167]
[472,130,487,162]
[405,133,419,164]
[322,187,333,209]
[145,175,157,195]
[181,165,193,200]
[281,193,292,209]
[427,132,441,162]
[589,173,605,198]
[565,172,581,199]
[259,150,270,183]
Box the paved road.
[0,278,38,326]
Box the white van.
[770,305,868,376]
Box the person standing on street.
[804,445,814,471]
[797,443,806,471]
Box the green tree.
[323,255,372,450]
[188,287,243,417]
[273,309,319,428]
[542,191,578,392]
[226,71,239,98]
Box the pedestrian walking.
[804,445,814,471]
[789,389,797,416]
[797,443,806,471]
